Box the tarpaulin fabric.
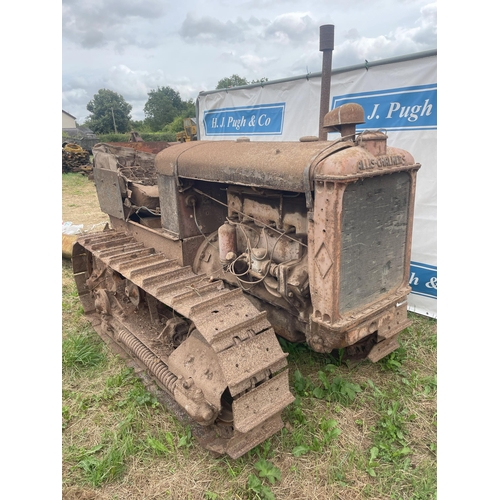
[197,51,437,318]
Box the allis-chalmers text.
[357,155,403,171]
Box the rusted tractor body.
[72,105,420,458]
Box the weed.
[316,367,362,404]
[147,436,170,455]
[245,458,282,499]
[379,347,407,372]
[75,429,135,488]
[106,366,136,388]
[293,366,362,405]
[288,414,341,457]
[62,288,84,315]
[146,432,174,457]
[286,396,307,425]
[419,374,437,396]
[292,444,310,457]
[399,371,437,400]
[371,400,413,465]
[248,438,274,460]
[292,369,312,396]
[177,427,193,449]
[319,418,342,445]
[254,458,281,484]
[361,378,424,481]
[125,384,159,407]
[366,446,380,477]
[246,474,275,499]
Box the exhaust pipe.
[318,24,335,140]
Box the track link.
[72,229,294,458]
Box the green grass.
[62,257,437,499]
[61,171,91,194]
[63,329,106,370]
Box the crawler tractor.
[72,102,420,458]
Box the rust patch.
[108,141,177,154]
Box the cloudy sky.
[62,0,437,124]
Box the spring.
[117,328,178,393]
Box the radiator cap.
[324,103,365,134]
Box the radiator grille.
[339,172,410,314]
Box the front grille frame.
[338,172,411,315]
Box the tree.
[144,86,186,132]
[216,74,249,89]
[163,116,185,135]
[130,119,147,132]
[182,98,196,119]
[85,89,132,134]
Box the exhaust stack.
[318,24,335,141]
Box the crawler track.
[72,229,294,458]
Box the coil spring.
[117,328,178,393]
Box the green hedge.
[97,132,177,143]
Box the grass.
[62,329,106,370]
[61,174,437,499]
[62,261,437,500]
[62,173,109,232]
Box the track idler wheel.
[125,279,141,306]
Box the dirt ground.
[62,174,109,233]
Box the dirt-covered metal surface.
[107,141,176,155]
[73,230,294,458]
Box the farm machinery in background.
[62,143,92,174]
[176,117,197,142]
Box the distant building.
[62,110,77,129]
[62,110,98,152]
